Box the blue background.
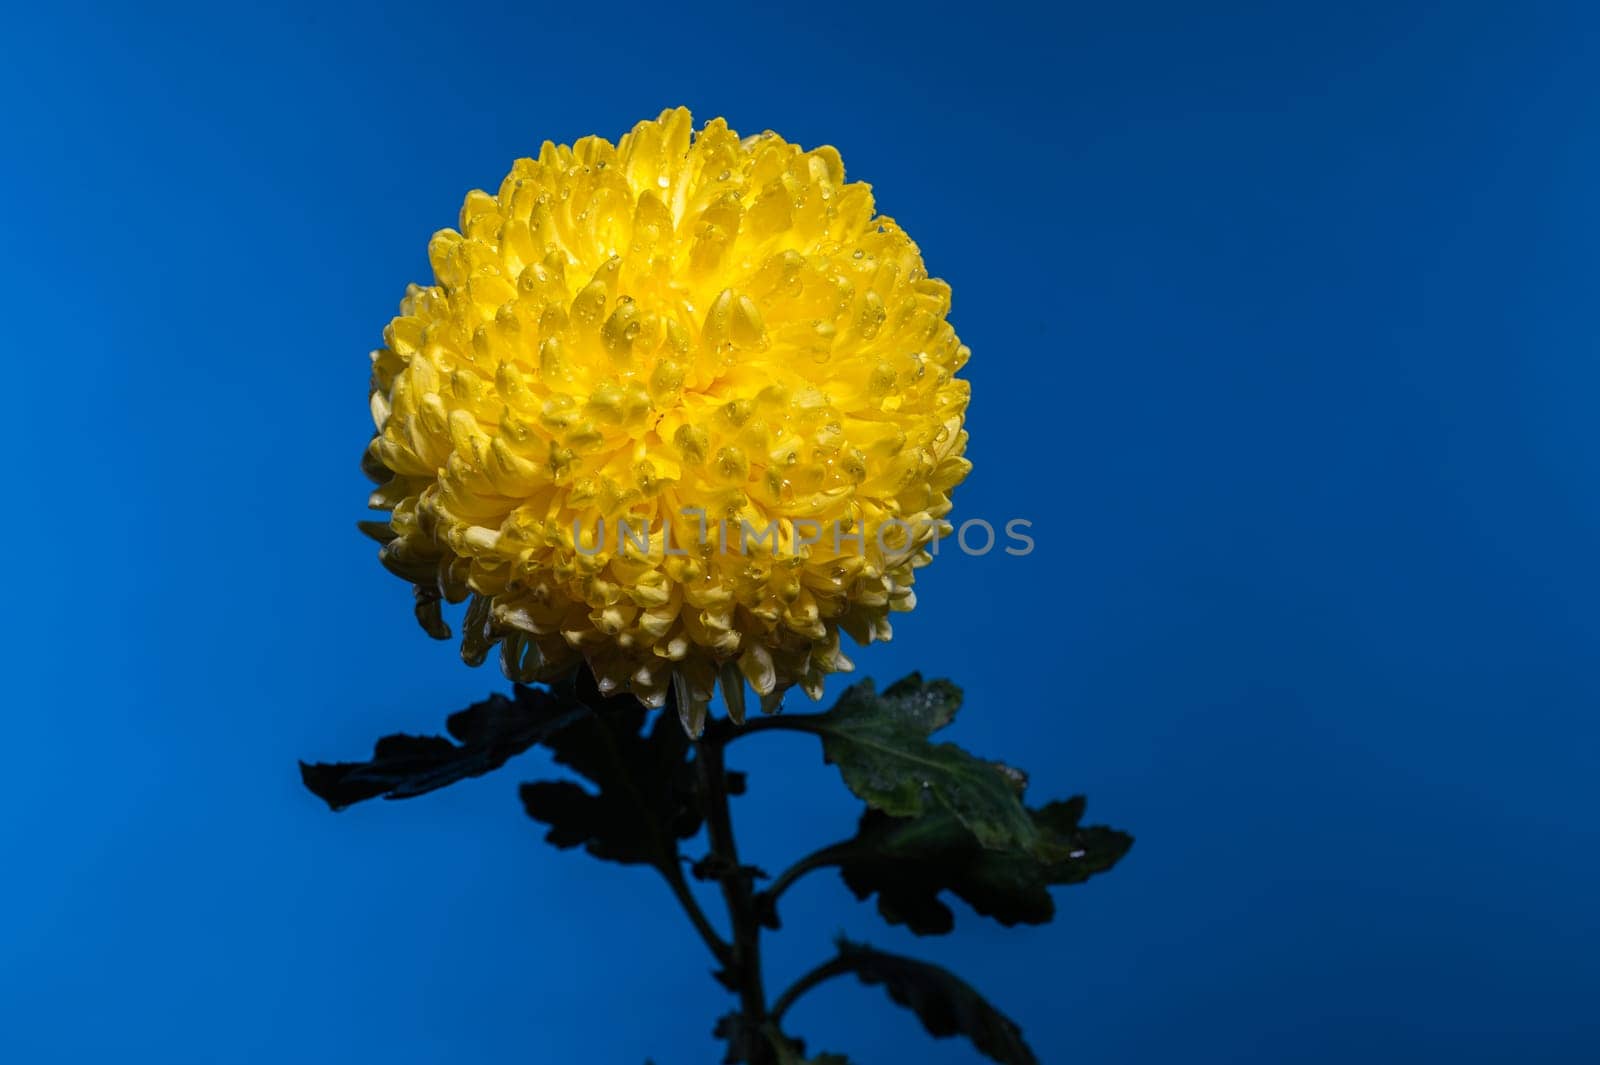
[4,2,1597,1062]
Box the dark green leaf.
[520,681,737,869]
[831,938,1037,1065]
[793,674,1037,851]
[520,708,691,867]
[838,798,1133,934]
[299,684,588,810]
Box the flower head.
[364,108,970,733]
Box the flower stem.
[770,954,854,1024]
[660,861,732,968]
[696,737,773,1058]
[721,713,821,740]
[755,840,856,916]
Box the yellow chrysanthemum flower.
[363,108,970,734]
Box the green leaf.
[520,678,742,869]
[790,674,1038,851]
[299,684,588,810]
[831,938,1038,1065]
[837,798,1133,934]
[521,707,693,868]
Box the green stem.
[696,737,773,1058]
[718,713,821,741]
[770,954,854,1024]
[660,861,732,968]
[756,840,856,915]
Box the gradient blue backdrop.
[4,2,1597,1062]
